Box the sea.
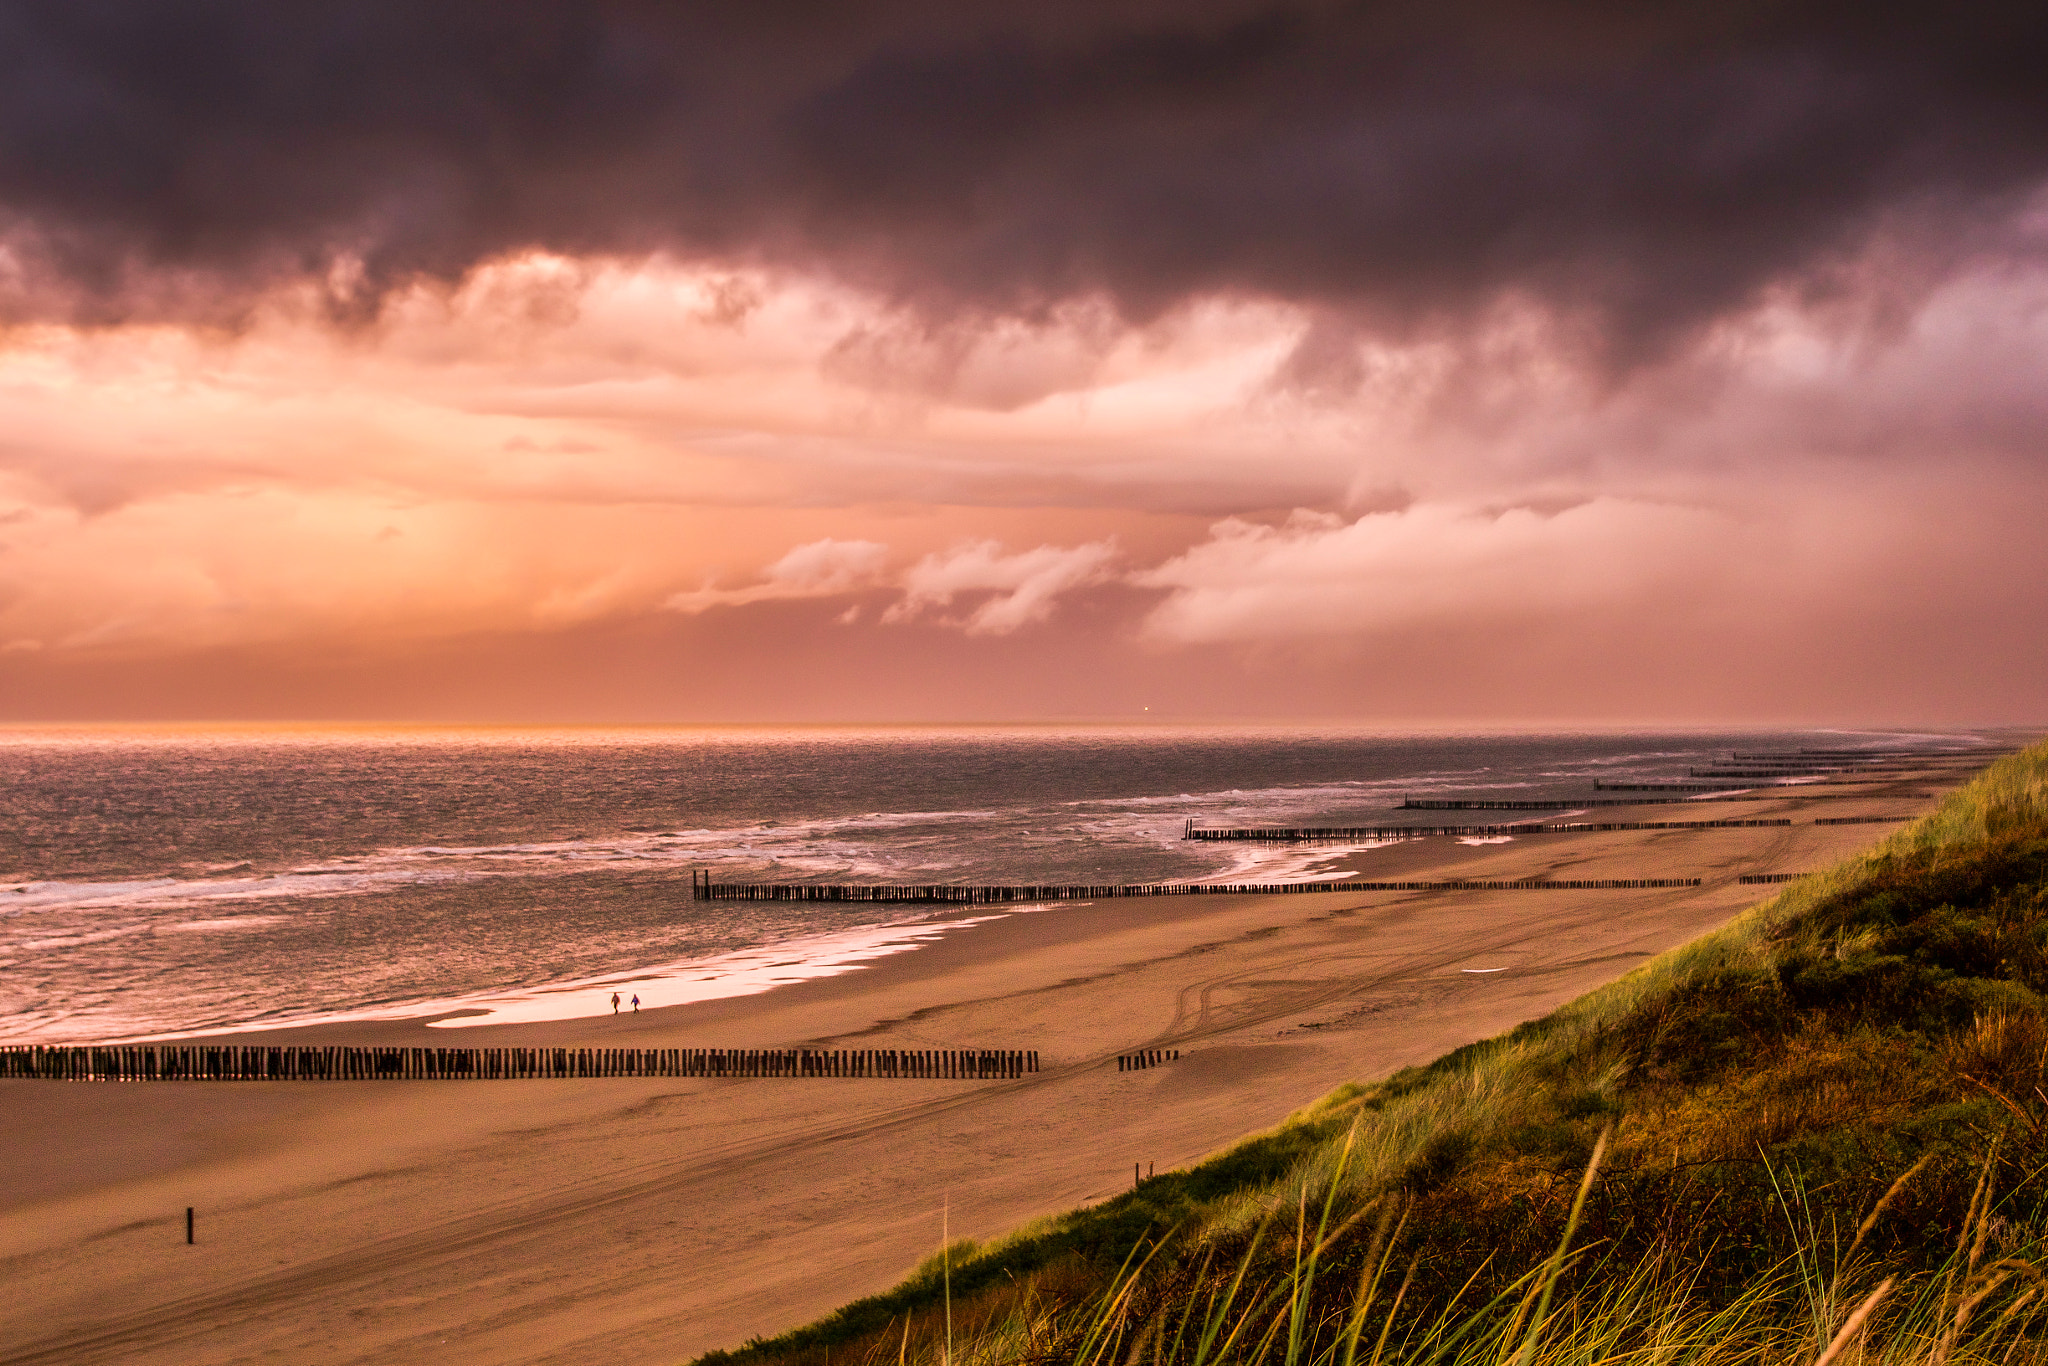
[0,725,1995,1045]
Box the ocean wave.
[1183,840,1406,885]
[105,906,1036,1040]
[3,726,1986,1044]
[7,744,1793,920]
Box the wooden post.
[186,1207,194,1245]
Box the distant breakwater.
[1183,818,1794,841]
[1701,765,1909,772]
[1182,815,1908,841]
[691,872,1702,903]
[1686,769,1914,779]
[1402,794,1932,809]
[1594,783,1799,792]
[1598,779,1926,790]
[0,1045,1037,1082]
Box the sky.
[0,1,2044,724]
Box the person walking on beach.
[611,992,621,1015]
[631,994,640,1013]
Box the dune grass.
[910,1155,2048,1366]
[698,741,2048,1366]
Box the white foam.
[104,906,1044,1041]
[1183,840,1404,885]
[0,870,467,914]
[1,754,1747,921]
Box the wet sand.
[0,771,1973,1365]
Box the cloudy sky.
[0,1,2044,723]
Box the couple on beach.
[610,992,639,1015]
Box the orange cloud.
[1135,501,1735,642]
[887,540,1120,635]
[0,244,2042,721]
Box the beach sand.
[0,772,1968,1365]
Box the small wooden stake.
[186,1207,194,1245]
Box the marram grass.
[786,1138,2048,1366]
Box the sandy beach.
[0,772,1971,1365]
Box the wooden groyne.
[1119,1049,1179,1071]
[1182,815,1903,842]
[1184,818,1793,842]
[1704,764,1912,773]
[1795,749,2015,759]
[1727,751,2009,764]
[1727,755,1880,765]
[693,874,1701,902]
[1738,874,1807,884]
[0,1045,1037,1082]
[1595,782,1779,792]
[1688,769,1914,780]
[1606,778,1917,789]
[1728,753,1875,765]
[1401,794,1930,809]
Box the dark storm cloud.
[3,0,2047,347]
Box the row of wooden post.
[1597,783,1787,792]
[1605,779,1934,790]
[0,1045,1037,1083]
[1701,764,1894,772]
[1687,769,1910,778]
[1721,751,2007,761]
[693,873,1702,902]
[1183,817,1795,841]
[1183,815,1905,842]
[1794,753,2015,765]
[1119,1049,1178,1071]
[1401,794,1930,810]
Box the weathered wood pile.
[693,874,1702,902]
[1402,794,1930,809]
[1183,818,1792,842]
[0,1044,1038,1082]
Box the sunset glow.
[1,7,2043,722]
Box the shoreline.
[0,779,1971,1365]
[48,827,1605,1056]
[8,798,1921,1050]
[10,827,1520,1049]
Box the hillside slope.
[703,742,2048,1366]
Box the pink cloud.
[886,540,1120,635]
[663,535,1119,637]
[1133,501,1737,643]
[0,239,2042,720]
[664,539,890,614]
